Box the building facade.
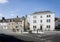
[0,23,8,29]
[8,16,24,32]
[0,16,29,32]
[30,11,55,31]
[55,18,60,28]
[0,17,9,30]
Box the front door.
[40,25,42,30]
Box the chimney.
[2,17,5,20]
[25,15,27,18]
[17,16,18,18]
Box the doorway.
[40,25,42,30]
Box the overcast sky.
[0,0,59,18]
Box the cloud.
[0,0,8,3]
[27,15,30,23]
[10,14,17,17]
[0,13,4,17]
[10,9,20,13]
[10,14,15,16]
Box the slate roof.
[0,17,24,23]
[32,11,53,15]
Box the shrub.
[28,30,32,33]
[12,28,16,32]
[55,26,60,31]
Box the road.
[0,30,60,42]
[13,31,60,42]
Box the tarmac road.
[13,31,60,42]
[0,34,25,42]
[0,30,60,42]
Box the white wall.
[0,23,8,29]
[30,13,55,31]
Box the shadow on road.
[0,34,33,42]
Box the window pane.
[49,19,50,22]
[47,15,48,17]
[40,16,42,18]
[49,15,51,17]
[46,25,50,28]
[33,20,36,23]
[47,25,48,28]
[16,26,18,28]
[49,25,50,28]
[33,26,36,28]
[47,15,51,17]
[40,20,42,23]
[47,19,50,22]
[33,16,36,18]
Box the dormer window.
[10,19,12,22]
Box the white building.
[0,16,24,32]
[0,23,8,29]
[0,16,29,32]
[30,11,55,31]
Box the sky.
[0,0,59,18]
